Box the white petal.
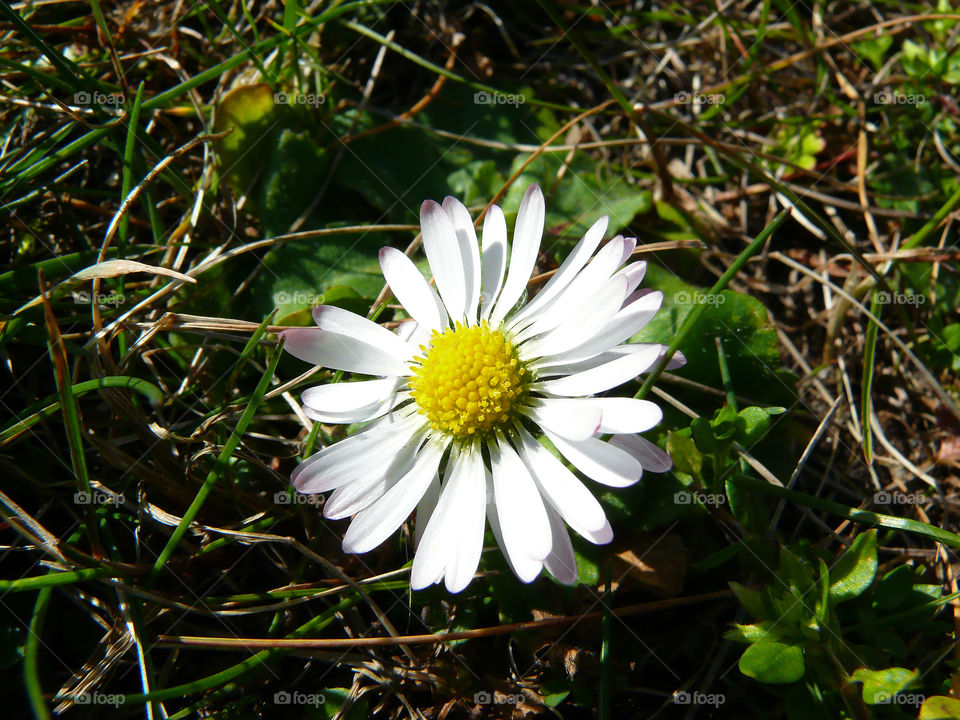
[545,290,663,365]
[281,327,410,377]
[341,440,445,553]
[618,237,637,266]
[615,261,647,297]
[536,343,662,376]
[510,214,608,325]
[490,184,544,325]
[443,197,481,324]
[490,436,551,561]
[523,399,601,440]
[487,487,542,583]
[521,275,628,359]
[312,305,414,358]
[421,199,467,321]
[515,426,608,538]
[379,247,446,332]
[395,319,418,341]
[479,204,507,320]
[319,427,425,516]
[301,377,398,416]
[322,438,422,519]
[411,445,486,592]
[292,410,421,492]
[580,519,614,545]
[414,474,440,548]
[410,455,462,589]
[611,434,673,472]
[666,349,687,370]
[546,431,644,487]
[594,398,663,434]
[513,236,627,339]
[533,344,661,396]
[301,395,399,427]
[324,474,390,520]
[543,507,579,585]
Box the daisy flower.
[281,184,679,593]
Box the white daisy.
[281,184,681,593]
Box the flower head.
[281,184,680,592]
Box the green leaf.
[738,641,805,684]
[725,622,782,644]
[829,530,878,605]
[250,233,393,321]
[736,406,786,445]
[730,581,767,618]
[920,696,960,720]
[711,404,740,441]
[666,430,702,478]
[543,690,570,708]
[213,83,284,197]
[779,545,815,594]
[874,564,917,610]
[852,35,894,69]
[634,265,789,403]
[690,417,717,453]
[258,128,330,236]
[850,667,919,705]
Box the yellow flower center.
[409,321,528,439]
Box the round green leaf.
[829,530,878,605]
[851,667,919,705]
[739,641,805,684]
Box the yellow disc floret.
[409,321,528,439]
